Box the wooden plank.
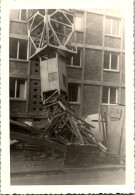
[10,131,66,152]
[58,101,95,128]
[70,116,84,144]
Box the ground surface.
[10,145,125,185]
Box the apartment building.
[9,9,125,128]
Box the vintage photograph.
[9,8,126,185]
[1,0,134,193]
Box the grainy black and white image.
[9,9,125,185]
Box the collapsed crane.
[11,9,107,165]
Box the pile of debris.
[41,99,107,152]
[10,99,107,153]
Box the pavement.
[10,146,125,185]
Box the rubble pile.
[41,98,107,152]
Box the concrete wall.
[10,21,28,36]
[10,100,26,113]
[103,71,120,83]
[28,79,44,115]
[86,13,103,46]
[76,32,83,44]
[104,36,121,49]
[121,88,125,105]
[84,49,102,81]
[10,61,29,75]
[83,84,100,115]
[122,54,125,84]
[30,61,40,76]
[67,67,82,80]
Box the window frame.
[10,38,28,61]
[10,78,27,100]
[103,51,120,72]
[105,17,121,37]
[67,48,82,67]
[10,9,27,22]
[74,12,84,32]
[102,87,118,105]
[68,83,80,104]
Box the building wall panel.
[10,101,26,113]
[82,85,100,116]
[122,54,125,84]
[28,79,44,115]
[86,13,103,46]
[10,61,29,75]
[10,21,28,35]
[84,49,102,81]
[70,104,80,114]
[67,67,82,80]
[76,32,83,44]
[122,21,125,50]
[121,88,125,105]
[103,71,120,83]
[30,60,40,76]
[104,36,121,49]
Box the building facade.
[9,9,125,128]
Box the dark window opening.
[105,17,120,36]
[73,49,81,66]
[102,87,117,104]
[34,89,38,92]
[10,38,27,60]
[10,38,18,58]
[10,78,26,99]
[104,51,119,70]
[104,51,109,69]
[110,88,116,104]
[19,40,27,60]
[66,48,82,66]
[66,54,72,65]
[33,118,41,122]
[68,83,79,102]
[21,9,26,21]
[111,53,118,70]
[102,87,109,103]
[10,78,15,97]
[16,79,25,98]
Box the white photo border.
[1,0,134,193]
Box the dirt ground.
[10,145,125,185]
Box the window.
[10,9,26,21]
[102,87,118,104]
[75,13,83,31]
[105,17,120,36]
[10,38,28,60]
[68,83,80,102]
[66,48,82,66]
[104,51,119,71]
[48,72,57,82]
[10,78,27,99]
